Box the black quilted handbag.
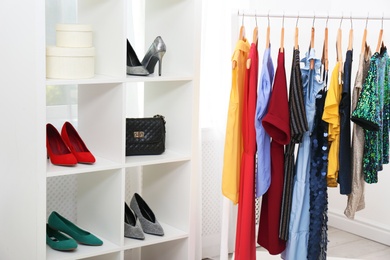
[125,115,166,156]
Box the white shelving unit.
[0,0,201,259]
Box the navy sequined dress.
[308,87,329,260]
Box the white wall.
[200,0,390,258]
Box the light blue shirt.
[255,46,274,197]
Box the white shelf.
[46,236,120,260]
[125,73,193,83]
[46,150,191,177]
[41,0,200,259]
[124,150,191,168]
[123,222,188,250]
[46,156,121,177]
[46,223,188,260]
[45,73,193,86]
[46,74,125,86]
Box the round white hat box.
[46,46,95,79]
[56,24,93,48]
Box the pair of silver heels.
[124,193,164,240]
[126,36,166,76]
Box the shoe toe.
[50,153,78,166]
[77,234,103,246]
[139,218,164,236]
[127,65,150,76]
[74,151,96,164]
[124,222,145,240]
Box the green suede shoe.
[48,211,103,246]
[46,224,78,251]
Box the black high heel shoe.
[126,39,150,76]
[141,36,166,76]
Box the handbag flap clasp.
[133,131,145,138]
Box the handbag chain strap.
[153,114,166,124]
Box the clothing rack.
[237,11,390,22]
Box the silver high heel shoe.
[130,193,164,236]
[141,36,166,76]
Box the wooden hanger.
[361,29,367,54]
[337,17,343,61]
[294,15,299,50]
[233,15,245,69]
[376,15,384,53]
[252,26,258,45]
[310,16,315,69]
[266,13,270,48]
[247,17,258,69]
[348,16,353,51]
[322,22,329,72]
[280,15,285,52]
[252,14,258,45]
[239,25,245,41]
[337,21,343,84]
[364,42,371,61]
[361,15,368,54]
[376,29,383,53]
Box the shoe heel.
[157,51,165,76]
[46,123,77,166]
[142,36,166,76]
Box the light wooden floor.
[204,226,390,260]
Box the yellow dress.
[322,62,342,187]
[221,39,250,204]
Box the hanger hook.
[326,13,329,27]
[268,10,270,27]
[255,10,257,27]
[282,12,285,27]
[350,13,353,29]
[366,12,369,29]
[382,13,384,30]
[312,13,316,27]
[242,12,244,26]
[339,14,343,28]
[296,12,299,27]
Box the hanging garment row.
[222,12,389,260]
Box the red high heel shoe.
[46,123,77,166]
[61,122,95,164]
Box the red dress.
[258,49,291,255]
[234,42,258,260]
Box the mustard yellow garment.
[322,62,342,187]
[222,39,250,204]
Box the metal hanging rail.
[237,10,390,22]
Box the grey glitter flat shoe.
[130,193,164,236]
[124,202,145,240]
